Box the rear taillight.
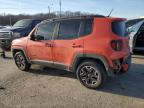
[111,40,123,51]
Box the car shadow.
[99,63,144,99]
[4,57,13,60]
[0,56,13,60]
[28,62,144,99]
[28,66,77,79]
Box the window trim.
[55,19,81,40]
[33,22,57,41]
[34,18,94,41]
[79,18,94,38]
[112,21,127,37]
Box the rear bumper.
[108,54,132,77]
[122,54,131,72]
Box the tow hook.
[122,63,129,72]
[113,60,122,74]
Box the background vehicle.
[0,26,6,29]
[12,15,131,89]
[128,20,144,52]
[0,19,42,54]
[126,18,144,28]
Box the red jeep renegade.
[11,15,131,89]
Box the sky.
[0,0,144,19]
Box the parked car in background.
[0,19,42,52]
[4,25,12,28]
[0,26,6,29]
[126,18,144,28]
[12,15,131,89]
[128,20,144,52]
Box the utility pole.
[60,0,62,17]
[9,16,12,26]
[48,4,53,18]
[48,6,50,15]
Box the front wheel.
[14,52,31,71]
[76,61,107,89]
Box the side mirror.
[35,35,44,40]
[30,34,44,41]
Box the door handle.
[45,43,53,47]
[72,44,83,48]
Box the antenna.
[9,16,12,26]
[60,0,62,17]
[108,8,114,17]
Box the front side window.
[58,20,80,40]
[35,22,56,40]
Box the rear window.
[80,19,93,37]
[112,21,127,37]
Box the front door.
[27,22,56,61]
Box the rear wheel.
[76,61,107,89]
[14,52,31,71]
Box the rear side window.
[112,21,126,37]
[80,19,93,37]
[58,20,80,40]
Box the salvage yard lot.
[0,53,144,108]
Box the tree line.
[0,11,91,26]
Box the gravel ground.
[0,52,144,108]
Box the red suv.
[11,15,131,89]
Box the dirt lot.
[0,52,144,108]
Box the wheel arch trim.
[71,53,114,76]
[12,47,30,63]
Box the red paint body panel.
[52,38,84,66]
[27,40,53,61]
[11,16,130,74]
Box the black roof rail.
[43,14,105,22]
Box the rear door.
[52,19,84,68]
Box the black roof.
[44,15,105,22]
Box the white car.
[0,26,5,29]
[128,20,144,53]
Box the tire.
[1,52,5,58]
[76,61,107,89]
[14,51,31,71]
